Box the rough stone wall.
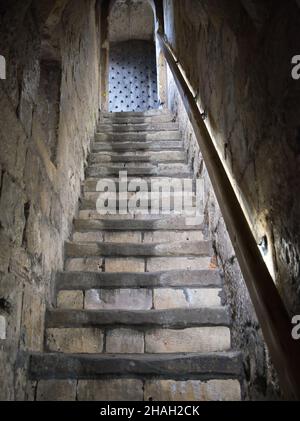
[167,68,280,401]
[109,0,154,42]
[163,0,300,399]
[0,0,100,400]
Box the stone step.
[92,140,183,151]
[46,308,230,329]
[95,131,181,142]
[65,256,211,273]
[100,112,174,125]
[30,351,242,381]
[44,325,231,354]
[72,230,203,243]
[101,109,172,119]
[74,216,203,231]
[88,162,190,169]
[44,322,231,354]
[101,115,175,125]
[80,192,197,211]
[90,150,186,164]
[34,377,241,401]
[97,122,179,133]
[83,177,195,192]
[78,211,202,222]
[33,377,241,401]
[86,164,191,178]
[57,287,222,310]
[56,270,222,291]
[65,241,212,258]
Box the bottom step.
[29,352,242,401]
[33,378,241,401]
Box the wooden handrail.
[157,31,300,400]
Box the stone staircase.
[28,109,242,401]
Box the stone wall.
[109,0,154,42]
[166,69,279,400]
[162,0,300,399]
[0,0,101,400]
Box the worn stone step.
[89,151,186,164]
[65,241,212,258]
[97,122,179,133]
[57,287,222,310]
[44,325,230,354]
[142,378,241,401]
[56,270,222,291]
[43,328,231,354]
[30,351,242,381]
[46,307,230,329]
[95,131,181,143]
[33,377,241,401]
[65,256,211,273]
[100,113,174,125]
[73,229,203,243]
[88,162,189,169]
[86,164,191,178]
[84,176,195,192]
[78,211,202,223]
[99,112,176,124]
[101,109,172,119]
[92,140,183,151]
[74,216,203,231]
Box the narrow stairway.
[29,109,242,401]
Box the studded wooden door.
[109,40,159,113]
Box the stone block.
[143,230,203,243]
[25,381,37,401]
[65,258,104,272]
[144,379,241,401]
[73,231,104,242]
[85,289,152,310]
[46,328,103,353]
[0,231,11,273]
[57,291,84,310]
[77,379,143,401]
[25,205,42,256]
[104,231,142,243]
[105,258,145,273]
[106,328,144,353]
[147,257,210,272]
[145,327,231,353]
[21,286,45,351]
[10,246,31,279]
[153,288,221,309]
[0,91,27,182]
[0,173,26,246]
[36,380,77,401]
